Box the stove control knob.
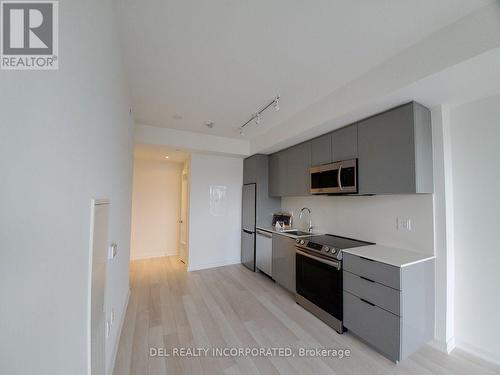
[296,239,300,244]
[331,248,337,254]
[324,247,330,253]
[300,240,305,245]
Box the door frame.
[87,198,110,375]
[178,160,190,266]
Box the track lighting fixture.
[238,95,280,136]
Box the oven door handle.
[296,248,341,270]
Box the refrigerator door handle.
[243,229,254,234]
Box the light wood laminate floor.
[113,256,500,375]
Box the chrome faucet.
[299,207,313,232]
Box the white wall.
[449,94,500,364]
[0,1,134,374]
[130,159,182,259]
[282,194,434,254]
[188,154,243,271]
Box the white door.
[179,172,189,264]
[90,200,109,375]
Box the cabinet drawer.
[343,270,400,316]
[343,253,400,290]
[343,291,400,362]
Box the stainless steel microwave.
[310,159,358,194]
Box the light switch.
[108,243,118,259]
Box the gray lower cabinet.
[358,102,433,195]
[272,234,296,293]
[342,253,435,362]
[332,124,358,162]
[344,291,400,360]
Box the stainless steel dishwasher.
[256,229,273,277]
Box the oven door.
[295,247,343,325]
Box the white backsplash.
[282,194,434,255]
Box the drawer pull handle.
[360,256,374,262]
[360,276,375,283]
[360,298,375,307]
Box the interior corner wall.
[449,94,500,364]
[0,1,134,374]
[187,154,243,271]
[130,159,182,259]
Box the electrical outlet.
[397,217,412,231]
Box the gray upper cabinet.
[243,156,257,184]
[268,102,433,196]
[243,154,281,227]
[285,142,311,197]
[311,134,332,166]
[332,124,358,162]
[269,151,287,197]
[358,102,433,195]
[269,142,311,197]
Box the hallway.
[112,257,500,375]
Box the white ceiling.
[115,0,493,139]
[134,144,190,163]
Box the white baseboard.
[429,336,456,353]
[455,339,500,366]
[187,258,241,272]
[130,251,178,260]
[108,289,130,375]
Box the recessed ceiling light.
[165,156,169,159]
[204,120,215,128]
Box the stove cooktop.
[296,234,374,260]
[304,234,373,249]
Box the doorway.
[130,145,190,265]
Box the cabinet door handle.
[338,165,343,191]
[360,298,375,307]
[360,276,375,283]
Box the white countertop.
[343,244,435,268]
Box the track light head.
[273,97,280,112]
[255,112,262,125]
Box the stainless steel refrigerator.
[241,183,256,271]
